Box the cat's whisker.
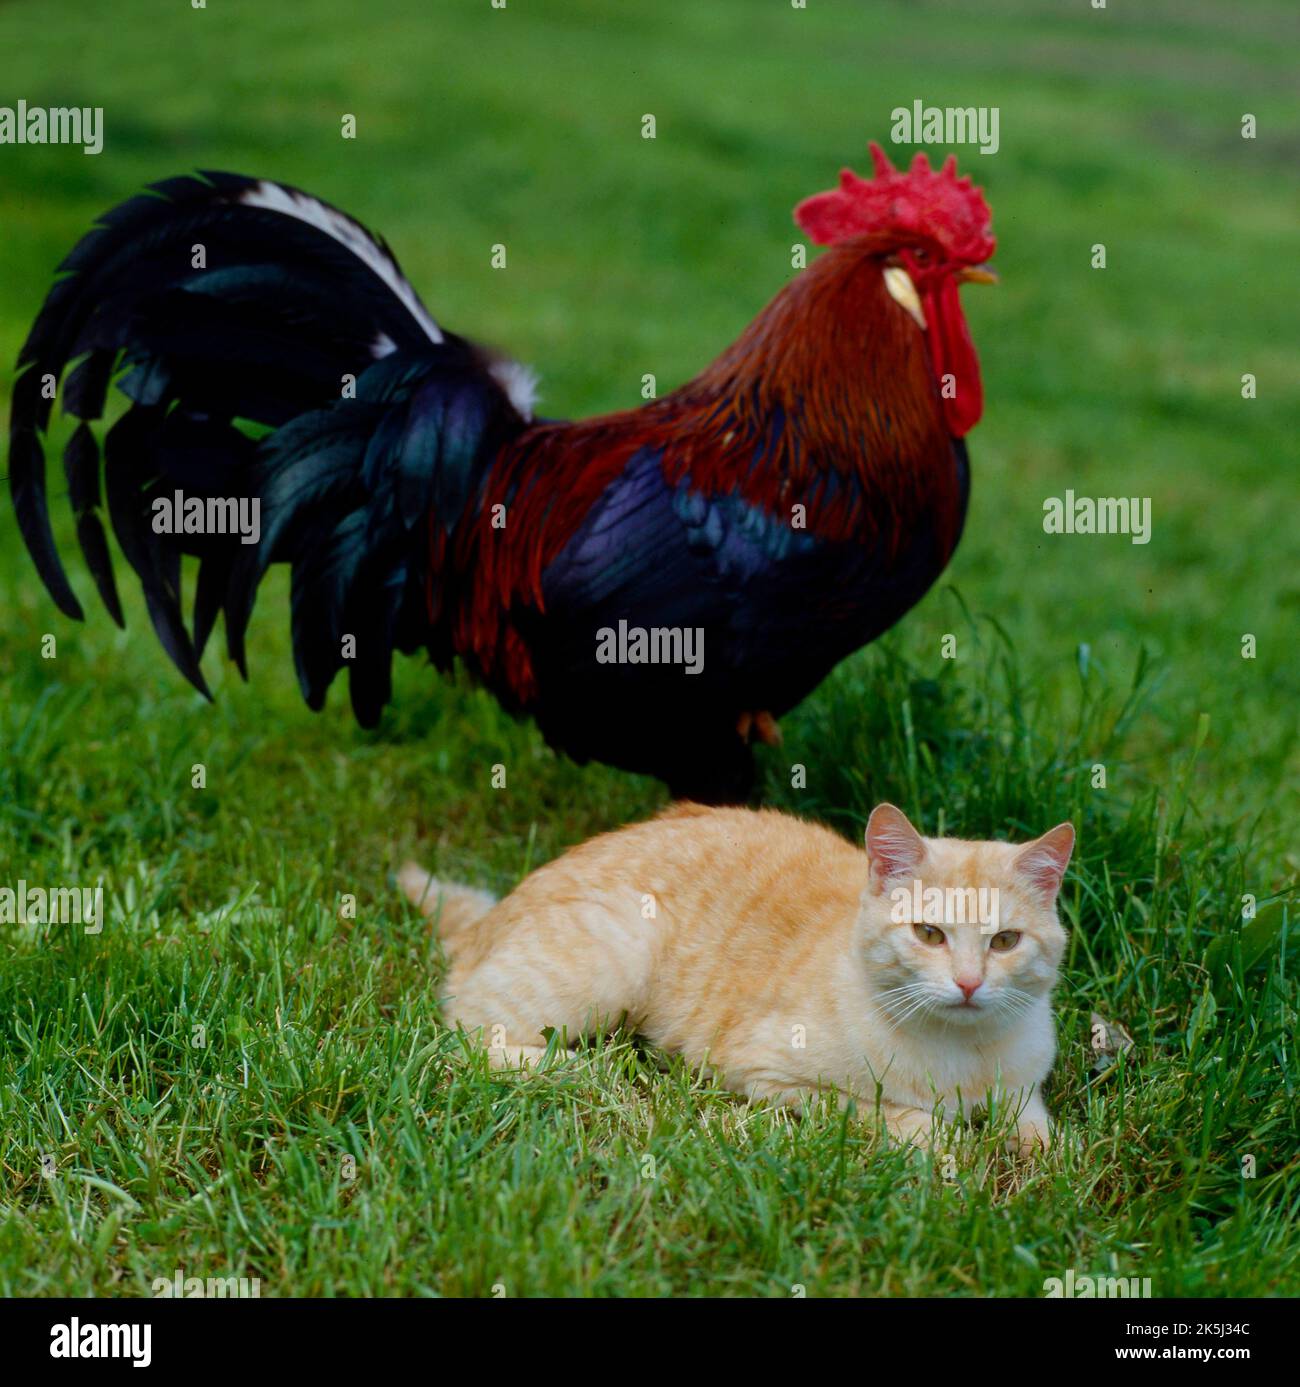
[995,986,1037,1014]
[891,992,942,1027]
[989,990,1037,1027]
[872,983,928,1003]
[869,982,930,1009]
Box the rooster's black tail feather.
[8,171,528,722]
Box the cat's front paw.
[488,1044,550,1071]
[1010,1120,1051,1157]
[883,1104,943,1151]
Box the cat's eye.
[988,930,1021,952]
[912,922,946,947]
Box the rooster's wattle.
[9,143,995,801]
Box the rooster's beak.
[957,266,998,285]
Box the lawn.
[0,0,1296,1296]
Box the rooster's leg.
[665,726,755,805]
[736,710,783,747]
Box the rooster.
[9,143,995,801]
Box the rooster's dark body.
[10,156,991,800]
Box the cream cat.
[399,802,1074,1153]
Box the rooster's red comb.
[794,141,995,264]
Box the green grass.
[0,0,1296,1296]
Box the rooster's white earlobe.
[1014,822,1075,904]
[865,803,925,894]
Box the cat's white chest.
[719,994,1055,1115]
[855,1002,1056,1110]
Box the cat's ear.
[1014,823,1075,905]
[865,803,925,894]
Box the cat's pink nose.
[956,978,982,1001]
